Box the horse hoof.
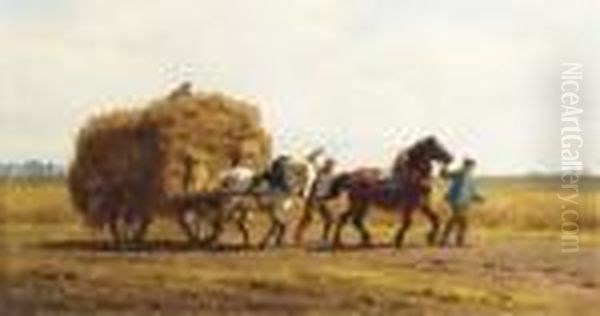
[427,239,437,247]
[393,239,404,249]
[257,241,269,250]
[317,240,330,249]
[426,233,438,246]
[293,234,303,246]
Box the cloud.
[1,0,599,174]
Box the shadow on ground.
[35,239,262,253]
[36,238,429,254]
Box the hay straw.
[68,86,271,227]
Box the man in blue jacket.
[440,158,484,247]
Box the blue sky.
[1,0,599,174]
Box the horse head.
[262,155,308,197]
[283,157,313,197]
[414,135,453,166]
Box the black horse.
[330,136,453,248]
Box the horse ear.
[424,135,436,143]
[421,135,439,148]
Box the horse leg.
[259,197,288,248]
[352,202,371,247]
[393,206,415,248]
[203,216,223,247]
[210,209,226,245]
[275,219,286,247]
[293,198,314,245]
[235,209,250,248]
[420,203,440,246]
[332,202,356,248]
[275,197,292,247]
[317,201,333,245]
[259,208,277,249]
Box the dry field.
[1,177,599,315]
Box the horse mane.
[392,139,433,178]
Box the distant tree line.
[0,160,65,184]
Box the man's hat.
[463,158,476,166]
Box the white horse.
[290,148,345,245]
[219,148,326,204]
[172,151,324,248]
[217,155,313,248]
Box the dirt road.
[2,222,598,315]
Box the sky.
[1,0,599,175]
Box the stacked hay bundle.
[68,85,271,228]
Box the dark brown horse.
[331,136,452,248]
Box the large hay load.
[68,85,271,244]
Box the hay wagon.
[67,87,271,246]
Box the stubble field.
[1,177,599,315]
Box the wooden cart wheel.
[109,212,151,247]
[177,209,222,246]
